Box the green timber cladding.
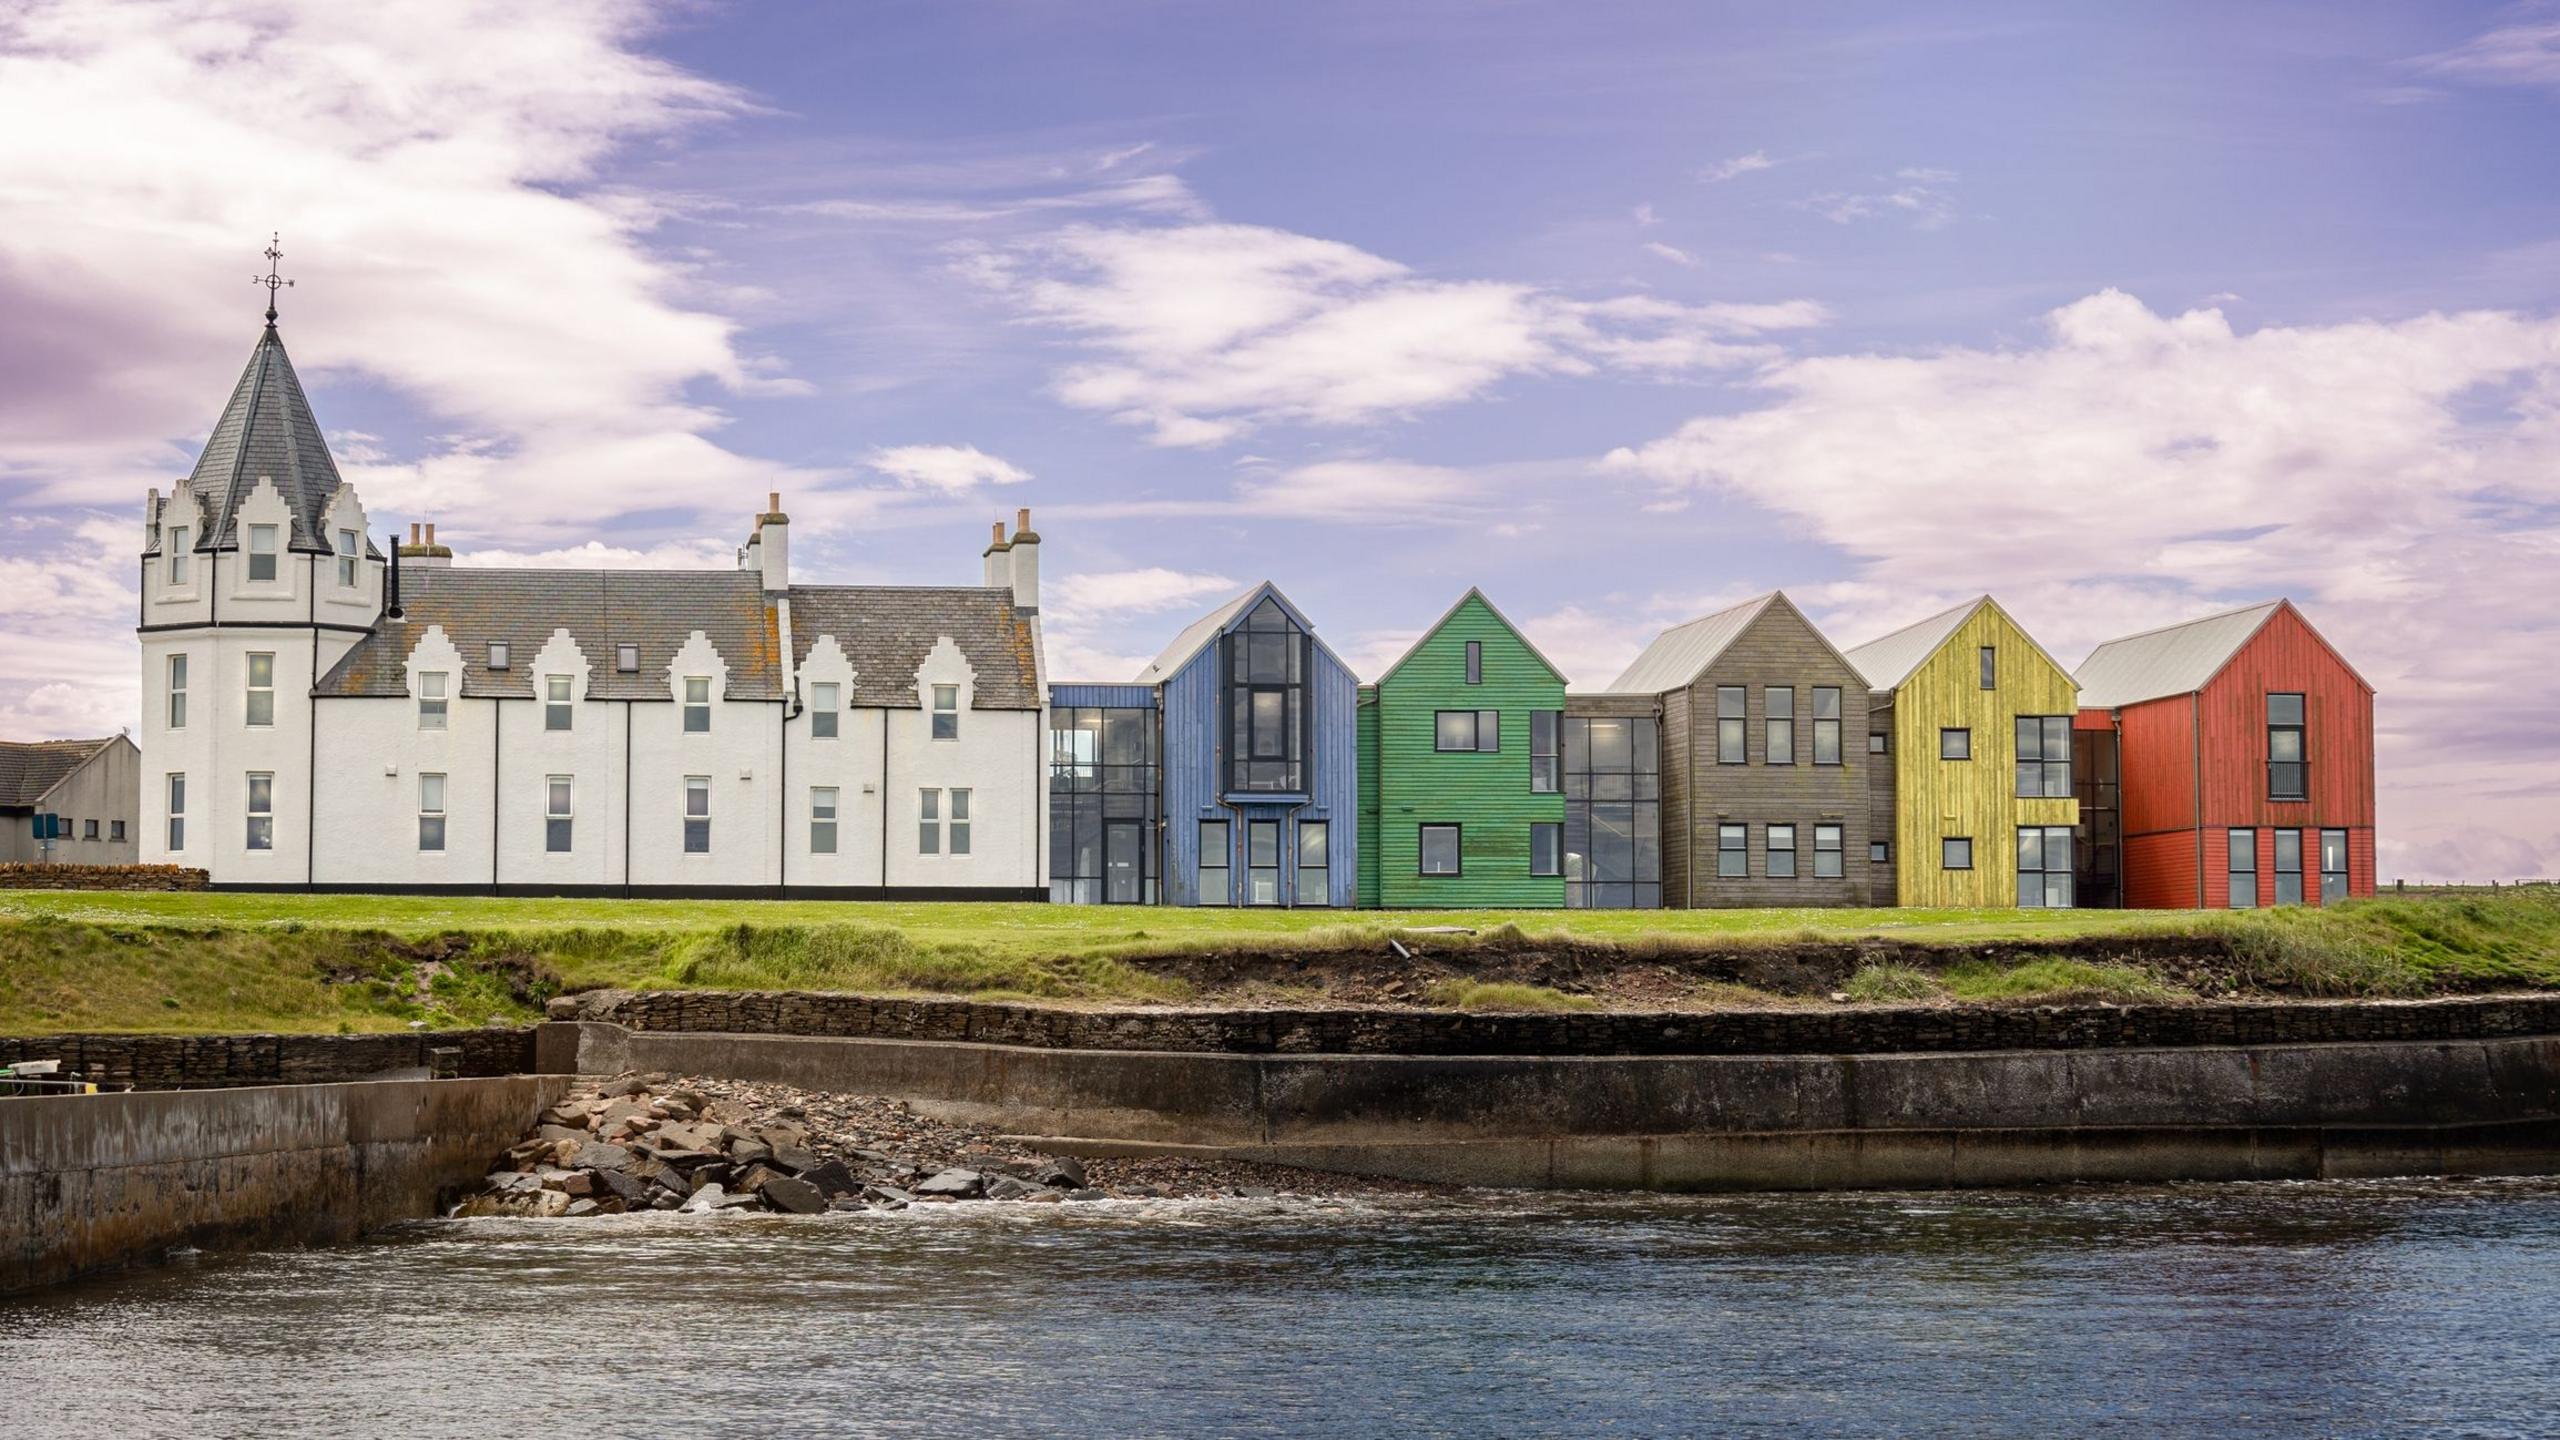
[1358,590,1568,908]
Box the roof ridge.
[1842,593,1986,656]
[2082,598,2279,654]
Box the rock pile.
[452,1073,1424,1218]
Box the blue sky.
[2,0,2556,879]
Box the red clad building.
[2071,601,2375,910]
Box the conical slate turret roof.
[184,322,347,553]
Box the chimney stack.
[756,492,789,594]
[1006,507,1039,615]
[981,518,1012,589]
[400,520,453,569]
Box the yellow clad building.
[1844,596,2082,908]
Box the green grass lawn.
[0,886,2552,1034]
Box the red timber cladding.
[2196,605,2376,902]
[2125,827,2203,909]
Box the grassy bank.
[0,887,2552,1033]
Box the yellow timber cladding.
[1882,601,2080,907]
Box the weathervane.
[253,232,293,324]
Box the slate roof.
[315,568,778,701]
[1842,596,1990,692]
[0,737,119,809]
[1606,594,1778,693]
[787,585,1041,709]
[169,323,361,555]
[313,567,1039,707]
[2073,601,2341,709]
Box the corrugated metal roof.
[1134,584,1261,685]
[1841,596,1988,691]
[1605,594,1776,693]
[1371,587,1569,688]
[0,737,120,808]
[2074,601,2282,709]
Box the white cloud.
[1605,289,2560,878]
[1043,566,1240,684]
[459,538,741,570]
[2416,17,2560,90]
[1231,459,1478,521]
[1632,202,1662,226]
[966,222,1826,446]
[1701,151,1776,182]
[1644,241,1701,268]
[1051,567,1240,617]
[866,444,1033,493]
[1803,171,1959,230]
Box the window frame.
[2017,824,2075,908]
[336,528,359,587]
[245,771,274,851]
[111,819,125,843]
[1716,686,1747,765]
[167,526,189,584]
[247,524,277,582]
[918,787,941,855]
[1530,710,1560,793]
[2267,692,2307,801]
[418,670,448,731]
[1766,822,1797,879]
[166,773,185,852]
[1868,731,1889,754]
[683,775,711,854]
[1764,686,1795,766]
[1530,821,1561,878]
[1297,820,1331,905]
[1979,645,1996,690]
[2013,715,2073,799]
[2273,828,2304,905]
[1870,839,1891,864]
[949,787,972,856]
[1814,823,1844,879]
[1197,820,1231,906]
[166,653,188,730]
[810,681,839,739]
[417,772,447,853]
[683,676,711,733]
[615,643,639,674]
[544,674,572,732]
[1812,687,1842,766]
[810,785,838,856]
[1246,819,1282,903]
[487,641,510,672]
[1418,823,1463,878]
[1938,727,1971,761]
[2228,827,2258,908]
[1464,640,1483,686]
[2320,828,2350,905]
[1717,822,1747,879]
[931,684,960,741]
[546,775,573,854]
[245,651,275,728]
[1941,835,1973,871]
[1434,709,1502,753]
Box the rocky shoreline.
[453,1073,1443,1217]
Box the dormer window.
[932,684,959,740]
[418,673,448,730]
[487,641,510,671]
[167,527,189,584]
[545,675,572,731]
[247,524,277,582]
[616,644,638,673]
[684,676,710,732]
[336,529,358,586]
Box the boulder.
[828,1197,868,1212]
[1063,1188,1109,1202]
[455,1187,571,1219]
[1032,1157,1088,1189]
[564,1198,600,1218]
[984,1175,1042,1202]
[484,1170,544,1195]
[595,1168,651,1205]
[535,1124,589,1146]
[770,1145,821,1175]
[800,1159,862,1199]
[569,1141,636,1173]
[734,1163,785,1195]
[728,1139,773,1169]
[912,1168,983,1198]
[654,1122,723,1154]
[864,1184,918,1206]
[553,1171,596,1198]
[760,1176,827,1215]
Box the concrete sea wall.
[0,1028,536,1090]
[549,1020,2560,1192]
[0,1075,572,1295]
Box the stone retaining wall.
[0,863,207,890]
[563,988,2560,1057]
[0,1028,535,1090]
[0,1075,574,1294]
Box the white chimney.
[1007,507,1039,615]
[981,519,1010,589]
[757,491,788,594]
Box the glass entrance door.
[1104,821,1144,904]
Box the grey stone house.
[1607,592,1883,907]
[0,735,141,865]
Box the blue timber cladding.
[1049,683,1156,709]
[1156,583,1359,908]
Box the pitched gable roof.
[1841,595,1989,691]
[1134,583,1263,685]
[0,737,120,809]
[314,568,788,701]
[2074,599,2368,708]
[1372,587,1568,688]
[788,585,1040,709]
[176,322,351,555]
[1606,593,1777,693]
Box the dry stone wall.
[0,1028,533,1090]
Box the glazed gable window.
[167,526,189,583]
[932,684,960,740]
[1464,640,1482,686]
[418,672,448,730]
[1812,688,1842,765]
[810,682,839,739]
[247,524,277,582]
[2267,693,2307,800]
[545,675,572,731]
[683,677,711,733]
[336,528,359,587]
[1764,687,1794,765]
[2014,716,2072,798]
[1716,686,1746,765]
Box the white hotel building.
[138,316,1048,896]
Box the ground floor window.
[1419,823,1461,877]
[1564,801,1661,908]
[809,786,836,855]
[418,774,447,852]
[1717,823,1746,878]
[2320,828,2349,904]
[1198,820,1230,905]
[2229,828,2257,907]
[1051,790,1158,905]
[949,788,972,856]
[1530,822,1561,877]
[166,773,185,852]
[2017,825,2074,908]
[1941,836,1972,871]
[684,776,710,854]
[1766,823,1797,879]
[1870,840,1890,864]
[245,772,273,851]
[2273,828,2303,905]
[1814,824,1843,879]
[1298,821,1330,905]
[1247,819,1282,903]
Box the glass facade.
[1048,704,1160,904]
[1562,713,1661,909]
[2072,726,2121,908]
[1223,598,1310,795]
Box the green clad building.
[1357,589,1569,907]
